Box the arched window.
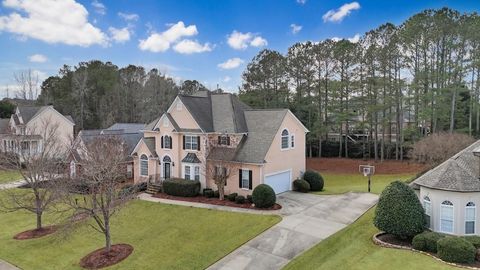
[163,156,172,163]
[140,154,148,176]
[281,129,289,149]
[440,200,454,233]
[423,196,432,229]
[466,202,476,235]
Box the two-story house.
[131,91,308,195]
[0,105,75,157]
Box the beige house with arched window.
[411,140,480,236]
[131,90,309,196]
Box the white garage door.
[264,170,291,194]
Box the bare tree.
[14,69,39,100]
[206,147,242,200]
[61,136,133,252]
[0,120,65,231]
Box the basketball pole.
[368,174,371,193]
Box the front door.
[164,162,171,179]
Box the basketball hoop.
[359,165,375,192]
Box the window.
[140,154,148,176]
[281,129,289,149]
[127,164,133,178]
[466,202,476,235]
[185,166,191,180]
[164,136,172,149]
[423,196,432,229]
[219,135,230,146]
[291,134,295,148]
[70,161,76,178]
[194,166,200,181]
[440,200,454,233]
[240,169,250,189]
[184,135,198,150]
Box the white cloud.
[109,27,130,43]
[29,54,48,63]
[0,0,108,47]
[322,2,360,23]
[331,33,360,43]
[227,31,267,50]
[173,39,212,54]
[118,12,139,21]
[223,76,231,82]
[290,24,302,34]
[250,36,268,47]
[296,0,307,5]
[91,0,106,15]
[218,58,244,70]
[139,21,198,52]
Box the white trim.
[286,110,309,133]
[465,202,476,235]
[161,154,172,178]
[440,200,454,234]
[263,169,293,193]
[182,162,200,181]
[130,138,152,156]
[240,168,251,190]
[139,154,149,177]
[280,128,290,151]
[166,96,205,133]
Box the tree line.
[239,8,480,161]
[37,61,209,130]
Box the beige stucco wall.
[420,186,480,236]
[263,111,306,185]
[168,98,201,130]
[133,140,159,183]
[205,162,262,197]
[26,107,74,156]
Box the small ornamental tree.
[374,181,425,239]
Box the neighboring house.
[0,105,75,157]
[411,140,480,236]
[131,90,308,195]
[69,123,145,179]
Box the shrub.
[437,237,476,263]
[412,232,445,253]
[163,178,200,197]
[213,190,220,198]
[463,235,480,249]
[204,189,214,198]
[227,193,238,202]
[235,195,246,204]
[252,184,276,208]
[247,195,253,204]
[293,179,310,193]
[303,170,324,191]
[134,182,147,192]
[374,181,425,239]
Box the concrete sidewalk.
[0,180,25,190]
[208,192,378,270]
[0,260,20,270]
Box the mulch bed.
[374,232,480,269]
[307,157,429,175]
[153,193,282,211]
[13,225,58,240]
[79,244,133,269]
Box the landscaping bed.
[13,225,58,240]
[79,244,133,269]
[153,193,282,211]
[374,232,480,269]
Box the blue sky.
[0,0,479,96]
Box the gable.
[167,97,202,131]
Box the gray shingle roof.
[182,153,201,163]
[107,123,145,133]
[178,95,214,132]
[145,117,161,131]
[17,106,43,123]
[412,140,480,192]
[0,119,10,134]
[143,137,157,157]
[78,128,143,156]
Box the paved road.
[208,192,378,270]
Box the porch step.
[146,183,162,194]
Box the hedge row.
[163,178,200,197]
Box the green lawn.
[0,170,21,184]
[0,197,280,270]
[284,207,455,270]
[315,173,415,195]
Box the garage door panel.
[264,171,291,194]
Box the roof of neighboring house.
[0,119,10,134]
[412,140,480,192]
[107,123,146,133]
[16,105,75,125]
[182,153,201,163]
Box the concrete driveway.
[208,191,378,270]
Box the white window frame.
[466,202,476,235]
[164,135,171,149]
[70,160,76,178]
[184,165,191,180]
[281,129,289,150]
[423,196,432,229]
[219,135,229,145]
[440,200,454,234]
[241,169,250,190]
[194,166,200,181]
[290,134,295,149]
[140,154,149,176]
[185,135,198,151]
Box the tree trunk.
[36,212,42,230]
[449,87,457,133]
[105,223,111,253]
